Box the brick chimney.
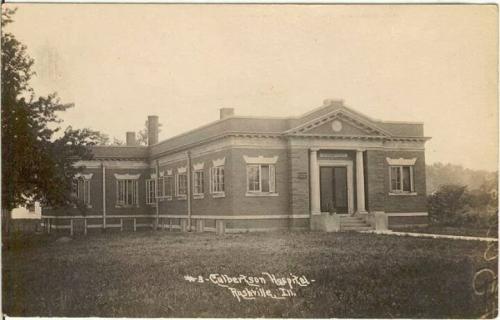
[147,115,159,146]
[126,131,137,146]
[219,108,234,120]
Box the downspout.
[102,162,106,230]
[155,159,160,230]
[186,150,192,231]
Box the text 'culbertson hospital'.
[209,272,314,288]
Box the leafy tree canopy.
[1,8,103,211]
[426,162,498,195]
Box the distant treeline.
[426,163,498,195]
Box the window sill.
[193,194,204,200]
[115,205,140,208]
[177,195,187,200]
[389,192,418,196]
[157,196,172,202]
[212,192,225,198]
[72,204,92,209]
[246,192,279,197]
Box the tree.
[426,162,497,194]
[112,137,124,146]
[1,8,102,223]
[427,184,467,224]
[93,132,124,146]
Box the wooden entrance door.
[320,166,348,213]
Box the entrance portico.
[309,148,366,216]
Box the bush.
[428,184,467,222]
[465,189,496,208]
[428,184,498,229]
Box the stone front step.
[342,226,373,231]
[342,222,369,227]
[340,218,367,222]
[340,218,366,223]
[339,215,373,231]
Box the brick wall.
[157,149,233,217]
[43,144,428,228]
[42,166,152,217]
[104,168,151,216]
[230,148,290,216]
[365,149,427,213]
[365,150,386,211]
[156,147,292,218]
[383,150,427,213]
[288,148,310,217]
[43,167,104,217]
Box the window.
[246,164,276,194]
[164,175,174,199]
[116,179,139,206]
[146,179,156,205]
[210,166,225,195]
[176,173,187,198]
[389,165,414,193]
[157,177,164,198]
[74,177,91,206]
[193,170,204,197]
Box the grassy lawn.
[3,230,498,318]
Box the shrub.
[465,189,495,209]
[427,184,467,223]
[428,184,498,229]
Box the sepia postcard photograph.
[0,3,498,318]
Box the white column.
[310,148,321,215]
[356,149,367,213]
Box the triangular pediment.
[306,118,374,136]
[285,106,392,137]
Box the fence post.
[70,219,74,236]
[133,218,137,232]
[180,219,188,232]
[48,218,51,234]
[84,218,87,236]
[120,218,123,232]
[216,220,225,235]
[196,219,205,232]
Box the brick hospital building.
[42,99,430,233]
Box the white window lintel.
[212,157,225,167]
[193,162,205,171]
[386,157,417,166]
[114,173,140,180]
[75,173,93,180]
[243,155,279,164]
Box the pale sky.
[4,4,498,171]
